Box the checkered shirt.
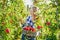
[22,16,35,28]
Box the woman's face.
[33,7,37,12]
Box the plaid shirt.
[22,16,36,40]
[22,16,34,28]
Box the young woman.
[21,6,37,40]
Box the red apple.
[31,28,36,32]
[37,26,42,29]
[46,22,50,26]
[5,28,10,33]
[23,26,31,31]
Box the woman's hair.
[30,6,37,12]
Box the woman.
[21,6,37,40]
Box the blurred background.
[0,0,60,40]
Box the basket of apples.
[22,26,42,38]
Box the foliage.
[0,0,60,40]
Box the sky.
[23,0,52,7]
[23,0,33,8]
